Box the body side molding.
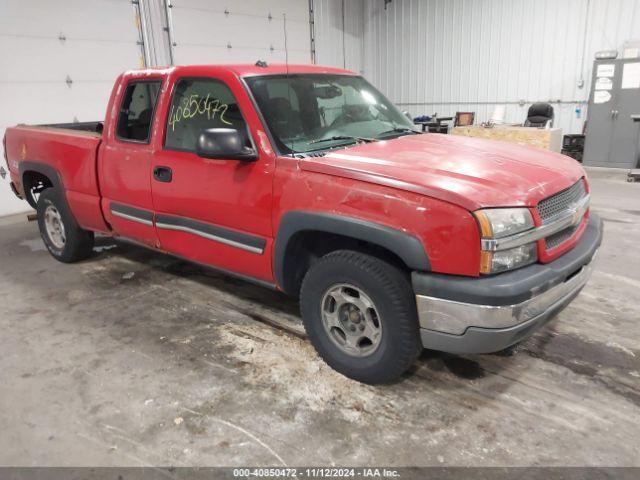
[110,202,154,226]
[155,214,266,254]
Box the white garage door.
[0,0,143,217]
[168,0,311,65]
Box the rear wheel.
[37,188,94,263]
[300,250,421,384]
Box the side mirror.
[196,128,258,161]
[402,110,413,122]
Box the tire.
[492,342,521,357]
[300,250,421,384]
[37,188,94,263]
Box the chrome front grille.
[537,179,586,223]
[545,224,580,250]
[537,179,587,251]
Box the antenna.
[283,13,295,156]
[283,13,289,70]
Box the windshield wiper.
[308,135,378,145]
[376,127,420,138]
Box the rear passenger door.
[99,78,161,247]
[150,75,274,282]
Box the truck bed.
[39,121,104,135]
[4,123,107,232]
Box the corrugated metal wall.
[313,0,364,73]
[316,0,640,134]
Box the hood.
[299,134,585,211]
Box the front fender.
[274,210,431,290]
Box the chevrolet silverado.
[3,63,603,384]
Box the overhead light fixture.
[595,50,618,59]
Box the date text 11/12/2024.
[232,468,401,478]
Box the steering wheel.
[330,112,355,128]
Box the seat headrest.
[269,98,293,122]
[138,108,153,124]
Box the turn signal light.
[474,210,493,238]
[480,250,493,274]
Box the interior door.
[583,61,616,167]
[609,60,640,168]
[150,75,274,282]
[99,78,162,247]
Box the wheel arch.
[274,211,431,296]
[19,161,64,209]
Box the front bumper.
[413,213,603,354]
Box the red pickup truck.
[3,63,602,384]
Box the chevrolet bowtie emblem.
[570,206,581,225]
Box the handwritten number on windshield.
[168,94,232,131]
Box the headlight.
[474,208,537,274]
[474,208,534,238]
[480,243,537,274]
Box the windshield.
[245,74,417,154]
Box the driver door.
[150,75,274,282]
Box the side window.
[165,78,248,151]
[116,81,161,142]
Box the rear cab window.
[164,78,249,152]
[116,80,161,143]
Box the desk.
[451,125,563,152]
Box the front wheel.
[37,188,94,263]
[299,250,421,384]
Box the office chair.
[524,103,554,128]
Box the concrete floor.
[0,168,638,467]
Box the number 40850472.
[168,94,232,131]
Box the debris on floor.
[0,169,639,466]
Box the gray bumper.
[414,213,603,354]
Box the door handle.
[153,166,172,182]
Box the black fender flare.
[274,210,431,290]
[19,161,65,209]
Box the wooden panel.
[452,126,563,152]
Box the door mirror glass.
[196,128,258,161]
